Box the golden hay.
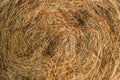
[0,0,120,80]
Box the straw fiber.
[0,0,120,80]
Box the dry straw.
[0,0,120,80]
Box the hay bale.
[0,0,120,80]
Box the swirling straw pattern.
[0,0,120,80]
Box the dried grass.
[0,0,120,80]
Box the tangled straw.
[0,0,120,80]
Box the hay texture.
[0,0,120,80]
